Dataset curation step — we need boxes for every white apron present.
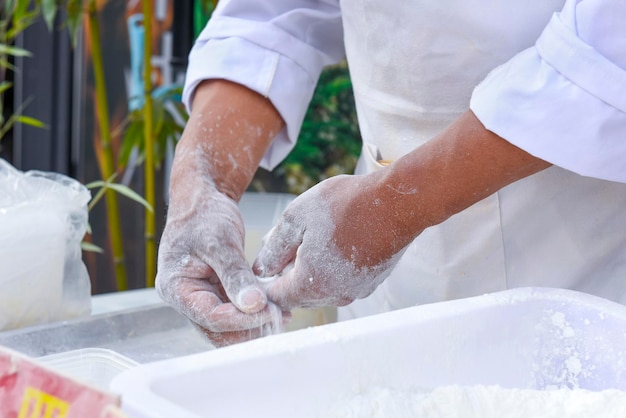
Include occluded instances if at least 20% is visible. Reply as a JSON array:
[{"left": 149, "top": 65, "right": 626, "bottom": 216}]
[{"left": 338, "top": 0, "right": 626, "bottom": 320}]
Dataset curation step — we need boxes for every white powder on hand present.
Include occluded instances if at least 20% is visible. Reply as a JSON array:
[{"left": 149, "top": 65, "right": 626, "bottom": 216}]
[{"left": 330, "top": 385, "right": 626, "bottom": 418}]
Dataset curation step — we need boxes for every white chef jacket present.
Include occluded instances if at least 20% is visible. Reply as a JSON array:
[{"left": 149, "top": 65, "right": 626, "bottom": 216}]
[
  {"left": 184, "top": 0, "right": 626, "bottom": 315},
  {"left": 471, "top": 1, "right": 626, "bottom": 183}
]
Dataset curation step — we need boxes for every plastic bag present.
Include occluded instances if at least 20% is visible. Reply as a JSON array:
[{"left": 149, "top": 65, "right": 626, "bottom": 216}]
[{"left": 0, "top": 159, "right": 91, "bottom": 330}]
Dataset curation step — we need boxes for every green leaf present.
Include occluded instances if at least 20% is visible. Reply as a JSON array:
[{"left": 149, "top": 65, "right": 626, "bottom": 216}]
[
  {"left": 86, "top": 173, "right": 117, "bottom": 211},
  {"left": 9, "top": 5, "right": 40, "bottom": 39},
  {"left": 16, "top": 115, "right": 46, "bottom": 128},
  {"left": 0, "top": 44, "right": 32, "bottom": 57},
  {"left": 40, "top": 0, "right": 58, "bottom": 30},
  {"left": 81, "top": 241, "right": 104, "bottom": 254},
  {"left": 63, "top": 0, "right": 83, "bottom": 47},
  {"left": 87, "top": 185, "right": 107, "bottom": 211},
  {"left": 4, "top": 0, "right": 16, "bottom": 15},
  {"left": 106, "top": 183, "right": 153, "bottom": 213},
  {"left": 152, "top": 99, "right": 166, "bottom": 135},
  {"left": 12, "top": 0, "right": 30, "bottom": 25},
  {"left": 85, "top": 179, "right": 106, "bottom": 189},
  {"left": 119, "top": 120, "right": 143, "bottom": 166},
  {"left": 0, "top": 59, "right": 16, "bottom": 72},
  {"left": 0, "top": 81, "right": 13, "bottom": 95}
]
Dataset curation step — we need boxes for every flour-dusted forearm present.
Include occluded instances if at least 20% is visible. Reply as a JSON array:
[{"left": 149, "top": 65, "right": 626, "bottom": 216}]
[{"left": 156, "top": 80, "right": 287, "bottom": 347}]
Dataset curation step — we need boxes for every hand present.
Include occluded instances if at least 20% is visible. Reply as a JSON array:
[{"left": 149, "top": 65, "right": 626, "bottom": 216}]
[
  {"left": 156, "top": 167, "right": 288, "bottom": 346},
  {"left": 253, "top": 173, "right": 413, "bottom": 309},
  {"left": 156, "top": 80, "right": 287, "bottom": 347},
  {"left": 253, "top": 110, "right": 550, "bottom": 312}
]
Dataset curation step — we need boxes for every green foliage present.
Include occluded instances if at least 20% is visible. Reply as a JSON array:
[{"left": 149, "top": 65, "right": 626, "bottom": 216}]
[
  {"left": 268, "top": 62, "right": 362, "bottom": 195},
  {"left": 195, "top": 0, "right": 216, "bottom": 37},
  {"left": 82, "top": 174, "right": 155, "bottom": 256},
  {"left": 119, "top": 87, "right": 188, "bottom": 170},
  {"left": 64, "top": 0, "right": 83, "bottom": 46},
  {"left": 86, "top": 174, "right": 154, "bottom": 214},
  {"left": 0, "top": 0, "right": 63, "bottom": 142}
]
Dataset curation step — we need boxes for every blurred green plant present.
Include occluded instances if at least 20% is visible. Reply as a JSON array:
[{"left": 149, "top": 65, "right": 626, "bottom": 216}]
[
  {"left": 2, "top": 0, "right": 160, "bottom": 291},
  {"left": 251, "top": 62, "right": 362, "bottom": 195},
  {"left": 118, "top": 85, "right": 188, "bottom": 286},
  {"left": 0, "top": 1, "right": 48, "bottom": 142},
  {"left": 119, "top": 87, "right": 188, "bottom": 170},
  {"left": 82, "top": 173, "right": 154, "bottom": 255}
]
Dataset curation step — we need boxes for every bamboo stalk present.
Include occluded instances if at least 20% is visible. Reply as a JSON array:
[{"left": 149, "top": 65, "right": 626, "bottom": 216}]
[
  {"left": 141, "top": 0, "right": 156, "bottom": 287},
  {"left": 87, "top": 0, "right": 128, "bottom": 291}
]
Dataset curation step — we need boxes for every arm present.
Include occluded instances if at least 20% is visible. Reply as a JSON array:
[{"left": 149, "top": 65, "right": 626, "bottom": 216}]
[
  {"left": 254, "top": 110, "right": 550, "bottom": 308},
  {"left": 349, "top": 110, "right": 551, "bottom": 266},
  {"left": 172, "top": 80, "right": 283, "bottom": 202},
  {"left": 156, "top": 80, "right": 285, "bottom": 347},
  {"left": 157, "top": 0, "right": 345, "bottom": 346}
]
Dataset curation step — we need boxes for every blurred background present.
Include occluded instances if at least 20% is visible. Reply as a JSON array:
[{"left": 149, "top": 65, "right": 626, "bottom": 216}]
[{"left": 0, "top": 0, "right": 361, "bottom": 294}]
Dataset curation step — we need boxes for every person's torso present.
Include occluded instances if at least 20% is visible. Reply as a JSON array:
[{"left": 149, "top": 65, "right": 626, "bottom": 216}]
[{"left": 341, "top": 0, "right": 564, "bottom": 160}]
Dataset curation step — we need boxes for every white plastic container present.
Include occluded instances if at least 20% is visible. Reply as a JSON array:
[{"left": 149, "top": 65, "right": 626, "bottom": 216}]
[
  {"left": 112, "top": 288, "right": 626, "bottom": 417},
  {"left": 39, "top": 348, "right": 138, "bottom": 390}
]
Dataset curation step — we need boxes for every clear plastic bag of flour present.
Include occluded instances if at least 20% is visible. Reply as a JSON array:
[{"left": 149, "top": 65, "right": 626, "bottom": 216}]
[{"left": 0, "top": 159, "right": 91, "bottom": 330}]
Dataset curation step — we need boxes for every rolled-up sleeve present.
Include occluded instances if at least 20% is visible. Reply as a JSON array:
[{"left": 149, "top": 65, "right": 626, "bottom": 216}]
[
  {"left": 470, "top": 0, "right": 626, "bottom": 183},
  {"left": 183, "top": 0, "right": 345, "bottom": 170}
]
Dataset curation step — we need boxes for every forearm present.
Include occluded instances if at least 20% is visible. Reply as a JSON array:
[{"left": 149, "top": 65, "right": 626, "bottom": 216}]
[
  {"left": 389, "top": 110, "right": 550, "bottom": 233},
  {"left": 349, "top": 110, "right": 551, "bottom": 265},
  {"left": 171, "top": 80, "right": 284, "bottom": 203}
]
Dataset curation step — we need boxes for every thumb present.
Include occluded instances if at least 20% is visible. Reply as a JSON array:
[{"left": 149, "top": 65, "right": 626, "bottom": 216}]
[
  {"left": 263, "top": 266, "right": 303, "bottom": 309},
  {"left": 253, "top": 218, "right": 304, "bottom": 277},
  {"left": 210, "top": 249, "right": 268, "bottom": 314}
]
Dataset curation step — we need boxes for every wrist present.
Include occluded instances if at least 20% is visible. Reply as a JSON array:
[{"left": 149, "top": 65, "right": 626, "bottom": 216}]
[{"left": 370, "top": 163, "right": 429, "bottom": 247}]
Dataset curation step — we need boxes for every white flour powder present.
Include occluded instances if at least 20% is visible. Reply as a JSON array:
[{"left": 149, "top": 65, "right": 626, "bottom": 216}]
[{"left": 330, "top": 385, "right": 626, "bottom": 417}]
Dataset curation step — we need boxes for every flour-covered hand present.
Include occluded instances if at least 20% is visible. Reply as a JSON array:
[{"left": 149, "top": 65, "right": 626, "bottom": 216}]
[
  {"left": 253, "top": 173, "right": 414, "bottom": 309},
  {"left": 156, "top": 167, "right": 287, "bottom": 347},
  {"left": 155, "top": 80, "right": 288, "bottom": 347},
  {"left": 253, "top": 111, "right": 552, "bottom": 311}
]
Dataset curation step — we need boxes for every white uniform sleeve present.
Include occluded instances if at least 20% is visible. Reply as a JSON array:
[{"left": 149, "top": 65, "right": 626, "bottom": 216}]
[
  {"left": 470, "top": 0, "right": 626, "bottom": 183},
  {"left": 183, "top": 0, "right": 345, "bottom": 170}
]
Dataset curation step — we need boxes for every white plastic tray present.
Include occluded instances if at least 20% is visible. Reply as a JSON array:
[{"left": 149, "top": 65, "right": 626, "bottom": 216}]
[{"left": 112, "top": 288, "right": 626, "bottom": 417}]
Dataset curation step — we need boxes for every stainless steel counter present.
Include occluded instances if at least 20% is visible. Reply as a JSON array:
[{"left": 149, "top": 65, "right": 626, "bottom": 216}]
[{"left": 0, "top": 290, "right": 212, "bottom": 364}]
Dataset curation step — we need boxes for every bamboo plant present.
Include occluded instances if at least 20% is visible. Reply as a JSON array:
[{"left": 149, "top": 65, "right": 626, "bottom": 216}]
[
  {"left": 141, "top": 0, "right": 156, "bottom": 287},
  {"left": 0, "top": 1, "right": 47, "bottom": 142},
  {"left": 6, "top": 0, "right": 222, "bottom": 292},
  {"left": 4, "top": 0, "right": 154, "bottom": 291},
  {"left": 84, "top": 0, "right": 129, "bottom": 290}
]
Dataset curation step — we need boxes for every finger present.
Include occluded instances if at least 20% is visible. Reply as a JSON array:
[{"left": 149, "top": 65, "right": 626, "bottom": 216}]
[
  {"left": 253, "top": 217, "right": 304, "bottom": 277},
  {"left": 204, "top": 301, "right": 288, "bottom": 332},
  {"left": 263, "top": 268, "right": 301, "bottom": 309},
  {"left": 190, "top": 307, "right": 292, "bottom": 348},
  {"left": 263, "top": 267, "right": 329, "bottom": 309},
  {"left": 194, "top": 323, "right": 265, "bottom": 348},
  {"left": 164, "top": 278, "right": 283, "bottom": 332},
  {"left": 264, "top": 265, "right": 355, "bottom": 309},
  {"left": 156, "top": 255, "right": 270, "bottom": 332},
  {"left": 194, "top": 314, "right": 291, "bottom": 348},
  {"left": 202, "top": 240, "right": 268, "bottom": 314}
]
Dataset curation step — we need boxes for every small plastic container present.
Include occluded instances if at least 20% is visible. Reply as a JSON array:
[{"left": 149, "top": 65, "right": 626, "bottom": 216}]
[{"left": 38, "top": 348, "right": 138, "bottom": 390}]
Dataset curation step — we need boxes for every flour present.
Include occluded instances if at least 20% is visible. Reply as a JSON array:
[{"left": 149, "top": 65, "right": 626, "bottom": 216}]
[
  {"left": 260, "top": 302, "right": 283, "bottom": 337},
  {"left": 329, "top": 385, "right": 626, "bottom": 418}
]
